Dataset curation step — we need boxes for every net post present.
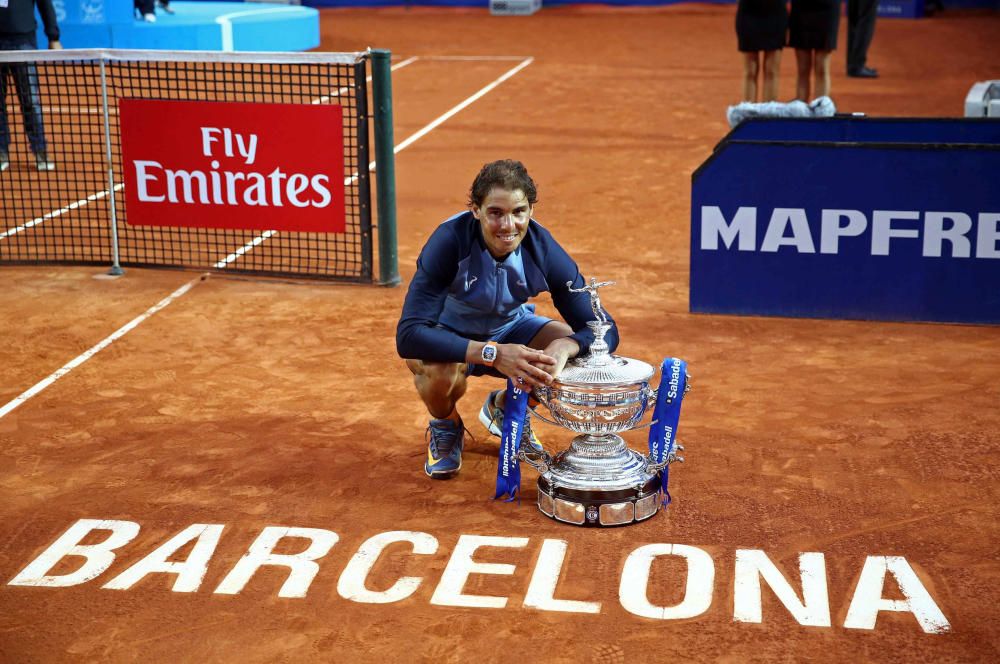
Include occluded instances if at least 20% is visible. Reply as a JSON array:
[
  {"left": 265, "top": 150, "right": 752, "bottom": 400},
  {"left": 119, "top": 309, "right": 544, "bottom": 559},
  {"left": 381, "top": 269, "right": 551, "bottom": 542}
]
[
  {"left": 370, "top": 49, "right": 400, "bottom": 287},
  {"left": 354, "top": 60, "right": 374, "bottom": 282},
  {"left": 99, "top": 57, "right": 124, "bottom": 277}
]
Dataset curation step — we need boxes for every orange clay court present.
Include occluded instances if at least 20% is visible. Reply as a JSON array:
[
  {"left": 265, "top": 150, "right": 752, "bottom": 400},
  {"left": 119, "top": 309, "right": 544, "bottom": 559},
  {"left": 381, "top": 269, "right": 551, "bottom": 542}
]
[{"left": 1, "top": 5, "right": 999, "bottom": 663}]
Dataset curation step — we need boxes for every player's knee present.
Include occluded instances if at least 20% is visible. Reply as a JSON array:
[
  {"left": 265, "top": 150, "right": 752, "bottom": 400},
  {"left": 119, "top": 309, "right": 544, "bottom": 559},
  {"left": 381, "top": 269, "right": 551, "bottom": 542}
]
[
  {"left": 529, "top": 320, "right": 574, "bottom": 349},
  {"left": 411, "top": 361, "right": 465, "bottom": 395},
  {"left": 551, "top": 321, "right": 574, "bottom": 338}
]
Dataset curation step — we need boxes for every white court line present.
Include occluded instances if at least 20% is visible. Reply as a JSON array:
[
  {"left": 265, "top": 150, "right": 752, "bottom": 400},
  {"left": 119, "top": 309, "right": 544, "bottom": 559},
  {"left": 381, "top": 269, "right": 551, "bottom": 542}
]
[
  {"left": 212, "top": 230, "right": 278, "bottom": 268},
  {"left": 0, "top": 184, "right": 124, "bottom": 241},
  {"left": 419, "top": 55, "right": 532, "bottom": 61},
  {"left": 312, "top": 56, "right": 419, "bottom": 105},
  {"left": 391, "top": 57, "right": 533, "bottom": 156},
  {"left": 0, "top": 276, "right": 203, "bottom": 420},
  {"left": 214, "top": 56, "right": 534, "bottom": 269}
]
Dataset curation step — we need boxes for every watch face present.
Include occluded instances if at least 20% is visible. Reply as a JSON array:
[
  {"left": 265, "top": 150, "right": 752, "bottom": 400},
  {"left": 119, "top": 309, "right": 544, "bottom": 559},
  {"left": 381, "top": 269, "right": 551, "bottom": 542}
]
[{"left": 483, "top": 345, "right": 497, "bottom": 362}]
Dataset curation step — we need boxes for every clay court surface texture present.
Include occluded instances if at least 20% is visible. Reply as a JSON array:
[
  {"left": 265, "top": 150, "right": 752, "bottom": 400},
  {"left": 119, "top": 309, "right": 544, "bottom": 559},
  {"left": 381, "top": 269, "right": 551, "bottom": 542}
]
[{"left": 2, "top": 4, "right": 1000, "bottom": 662}]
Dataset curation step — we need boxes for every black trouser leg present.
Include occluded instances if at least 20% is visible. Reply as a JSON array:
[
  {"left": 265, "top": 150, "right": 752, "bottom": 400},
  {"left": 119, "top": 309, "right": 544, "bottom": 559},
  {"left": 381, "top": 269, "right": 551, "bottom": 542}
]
[
  {"left": 0, "top": 68, "right": 10, "bottom": 153},
  {"left": 12, "top": 62, "right": 47, "bottom": 155},
  {"left": 847, "top": 0, "right": 878, "bottom": 72}
]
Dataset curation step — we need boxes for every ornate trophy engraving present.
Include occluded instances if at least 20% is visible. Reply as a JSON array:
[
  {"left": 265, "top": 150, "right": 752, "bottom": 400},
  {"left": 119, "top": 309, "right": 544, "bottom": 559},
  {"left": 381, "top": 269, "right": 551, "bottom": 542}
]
[{"left": 520, "top": 278, "right": 690, "bottom": 527}]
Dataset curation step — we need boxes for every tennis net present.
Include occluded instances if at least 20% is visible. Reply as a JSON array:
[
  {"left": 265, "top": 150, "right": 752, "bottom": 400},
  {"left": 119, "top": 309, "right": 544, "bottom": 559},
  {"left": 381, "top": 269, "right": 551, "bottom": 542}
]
[{"left": 0, "top": 49, "right": 393, "bottom": 283}]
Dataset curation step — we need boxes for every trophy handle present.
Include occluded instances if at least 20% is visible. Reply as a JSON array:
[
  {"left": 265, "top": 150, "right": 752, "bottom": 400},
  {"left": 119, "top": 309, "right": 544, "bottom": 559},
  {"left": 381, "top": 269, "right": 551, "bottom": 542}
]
[
  {"left": 518, "top": 448, "right": 552, "bottom": 474},
  {"left": 529, "top": 386, "right": 562, "bottom": 427},
  {"left": 528, "top": 409, "right": 560, "bottom": 427},
  {"left": 643, "top": 444, "right": 685, "bottom": 473}
]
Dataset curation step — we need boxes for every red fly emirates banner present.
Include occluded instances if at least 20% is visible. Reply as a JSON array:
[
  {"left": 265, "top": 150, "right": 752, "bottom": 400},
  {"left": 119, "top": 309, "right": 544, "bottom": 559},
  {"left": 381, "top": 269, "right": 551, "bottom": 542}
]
[{"left": 119, "top": 99, "right": 346, "bottom": 233}]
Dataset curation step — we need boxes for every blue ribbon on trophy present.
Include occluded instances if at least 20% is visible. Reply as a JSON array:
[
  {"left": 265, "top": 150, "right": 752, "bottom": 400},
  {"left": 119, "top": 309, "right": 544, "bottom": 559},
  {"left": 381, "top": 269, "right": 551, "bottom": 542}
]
[
  {"left": 494, "top": 379, "right": 529, "bottom": 502},
  {"left": 647, "top": 357, "right": 688, "bottom": 506}
]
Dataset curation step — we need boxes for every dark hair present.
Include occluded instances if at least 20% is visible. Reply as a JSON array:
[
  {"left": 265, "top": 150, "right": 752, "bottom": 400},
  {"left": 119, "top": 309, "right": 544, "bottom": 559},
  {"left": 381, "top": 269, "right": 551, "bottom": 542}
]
[{"left": 467, "top": 159, "right": 538, "bottom": 208}]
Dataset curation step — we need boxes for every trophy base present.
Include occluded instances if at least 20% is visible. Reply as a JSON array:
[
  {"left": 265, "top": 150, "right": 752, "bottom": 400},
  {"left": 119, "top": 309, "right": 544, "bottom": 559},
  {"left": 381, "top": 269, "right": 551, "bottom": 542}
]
[{"left": 536, "top": 473, "right": 662, "bottom": 527}]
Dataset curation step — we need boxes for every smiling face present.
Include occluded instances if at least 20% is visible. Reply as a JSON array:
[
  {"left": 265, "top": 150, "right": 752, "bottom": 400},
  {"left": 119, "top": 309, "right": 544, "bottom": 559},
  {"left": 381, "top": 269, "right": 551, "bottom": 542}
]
[{"left": 472, "top": 187, "right": 533, "bottom": 259}]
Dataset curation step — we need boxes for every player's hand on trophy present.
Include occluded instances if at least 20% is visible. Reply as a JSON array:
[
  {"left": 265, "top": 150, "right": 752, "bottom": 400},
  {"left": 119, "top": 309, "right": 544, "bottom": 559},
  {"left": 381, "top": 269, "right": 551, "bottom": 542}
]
[
  {"left": 535, "top": 337, "right": 580, "bottom": 381},
  {"left": 497, "top": 344, "right": 556, "bottom": 387}
]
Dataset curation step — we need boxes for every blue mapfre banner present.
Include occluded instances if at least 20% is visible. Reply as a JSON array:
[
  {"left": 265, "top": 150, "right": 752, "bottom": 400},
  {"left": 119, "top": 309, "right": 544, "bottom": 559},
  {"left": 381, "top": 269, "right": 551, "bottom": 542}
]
[{"left": 690, "top": 140, "right": 1000, "bottom": 324}]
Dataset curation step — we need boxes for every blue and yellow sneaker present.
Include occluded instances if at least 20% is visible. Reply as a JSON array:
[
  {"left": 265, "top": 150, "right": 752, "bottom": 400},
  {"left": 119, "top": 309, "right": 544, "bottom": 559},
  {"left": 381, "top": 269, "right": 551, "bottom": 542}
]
[
  {"left": 478, "top": 389, "right": 545, "bottom": 457},
  {"left": 424, "top": 418, "right": 465, "bottom": 479}
]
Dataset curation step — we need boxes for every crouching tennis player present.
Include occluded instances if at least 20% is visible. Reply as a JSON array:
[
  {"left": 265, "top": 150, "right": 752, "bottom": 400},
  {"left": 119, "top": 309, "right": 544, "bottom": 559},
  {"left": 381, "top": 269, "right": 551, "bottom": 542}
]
[{"left": 395, "top": 159, "right": 619, "bottom": 479}]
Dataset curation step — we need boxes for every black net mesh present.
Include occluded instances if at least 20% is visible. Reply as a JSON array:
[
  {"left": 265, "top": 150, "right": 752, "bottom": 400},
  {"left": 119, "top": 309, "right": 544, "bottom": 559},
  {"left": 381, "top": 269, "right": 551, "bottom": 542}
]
[{"left": 0, "top": 51, "right": 373, "bottom": 282}]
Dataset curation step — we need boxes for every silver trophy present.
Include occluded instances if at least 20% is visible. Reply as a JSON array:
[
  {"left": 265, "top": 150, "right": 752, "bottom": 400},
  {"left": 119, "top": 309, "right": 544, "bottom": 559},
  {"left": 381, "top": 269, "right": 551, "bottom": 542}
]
[{"left": 520, "top": 278, "right": 690, "bottom": 527}]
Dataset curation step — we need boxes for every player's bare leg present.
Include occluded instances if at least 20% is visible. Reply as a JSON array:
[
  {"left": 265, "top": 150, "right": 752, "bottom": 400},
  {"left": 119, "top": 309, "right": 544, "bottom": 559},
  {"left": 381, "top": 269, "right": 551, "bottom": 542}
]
[
  {"left": 742, "top": 51, "right": 760, "bottom": 102},
  {"left": 407, "top": 359, "right": 467, "bottom": 478},
  {"left": 813, "top": 50, "right": 833, "bottom": 98},
  {"left": 530, "top": 320, "right": 575, "bottom": 352},
  {"left": 794, "top": 49, "right": 814, "bottom": 101},
  {"left": 406, "top": 359, "right": 467, "bottom": 421},
  {"left": 762, "top": 49, "right": 782, "bottom": 102}
]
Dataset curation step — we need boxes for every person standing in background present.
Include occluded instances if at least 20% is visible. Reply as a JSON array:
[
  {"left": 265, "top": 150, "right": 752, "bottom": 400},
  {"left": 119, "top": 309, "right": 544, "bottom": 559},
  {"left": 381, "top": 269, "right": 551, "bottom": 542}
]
[
  {"left": 0, "top": 0, "right": 60, "bottom": 172},
  {"left": 134, "top": 0, "right": 175, "bottom": 24},
  {"left": 735, "top": 0, "right": 788, "bottom": 102},
  {"left": 847, "top": 0, "right": 879, "bottom": 78},
  {"left": 134, "top": 0, "right": 156, "bottom": 22},
  {"left": 788, "top": 0, "right": 839, "bottom": 101}
]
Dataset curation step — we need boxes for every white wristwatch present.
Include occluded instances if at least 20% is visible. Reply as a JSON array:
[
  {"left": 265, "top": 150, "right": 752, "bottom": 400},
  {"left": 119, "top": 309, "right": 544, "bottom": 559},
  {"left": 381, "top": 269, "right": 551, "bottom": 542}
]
[{"left": 481, "top": 341, "right": 498, "bottom": 367}]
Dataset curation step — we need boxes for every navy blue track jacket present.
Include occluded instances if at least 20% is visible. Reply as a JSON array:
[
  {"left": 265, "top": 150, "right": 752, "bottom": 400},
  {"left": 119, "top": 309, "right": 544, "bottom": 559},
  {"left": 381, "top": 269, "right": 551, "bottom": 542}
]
[{"left": 396, "top": 211, "right": 619, "bottom": 363}]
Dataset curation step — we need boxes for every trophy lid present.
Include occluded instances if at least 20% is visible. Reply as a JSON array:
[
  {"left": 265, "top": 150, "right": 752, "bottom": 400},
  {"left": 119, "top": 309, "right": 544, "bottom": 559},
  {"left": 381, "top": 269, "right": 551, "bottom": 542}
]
[
  {"left": 553, "top": 278, "right": 655, "bottom": 387},
  {"left": 556, "top": 352, "right": 655, "bottom": 387}
]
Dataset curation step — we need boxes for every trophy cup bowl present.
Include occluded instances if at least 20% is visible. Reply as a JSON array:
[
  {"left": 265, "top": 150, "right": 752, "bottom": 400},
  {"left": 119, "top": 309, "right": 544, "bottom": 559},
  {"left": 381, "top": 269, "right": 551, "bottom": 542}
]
[
  {"left": 521, "top": 303, "right": 687, "bottom": 527},
  {"left": 534, "top": 361, "right": 653, "bottom": 435}
]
